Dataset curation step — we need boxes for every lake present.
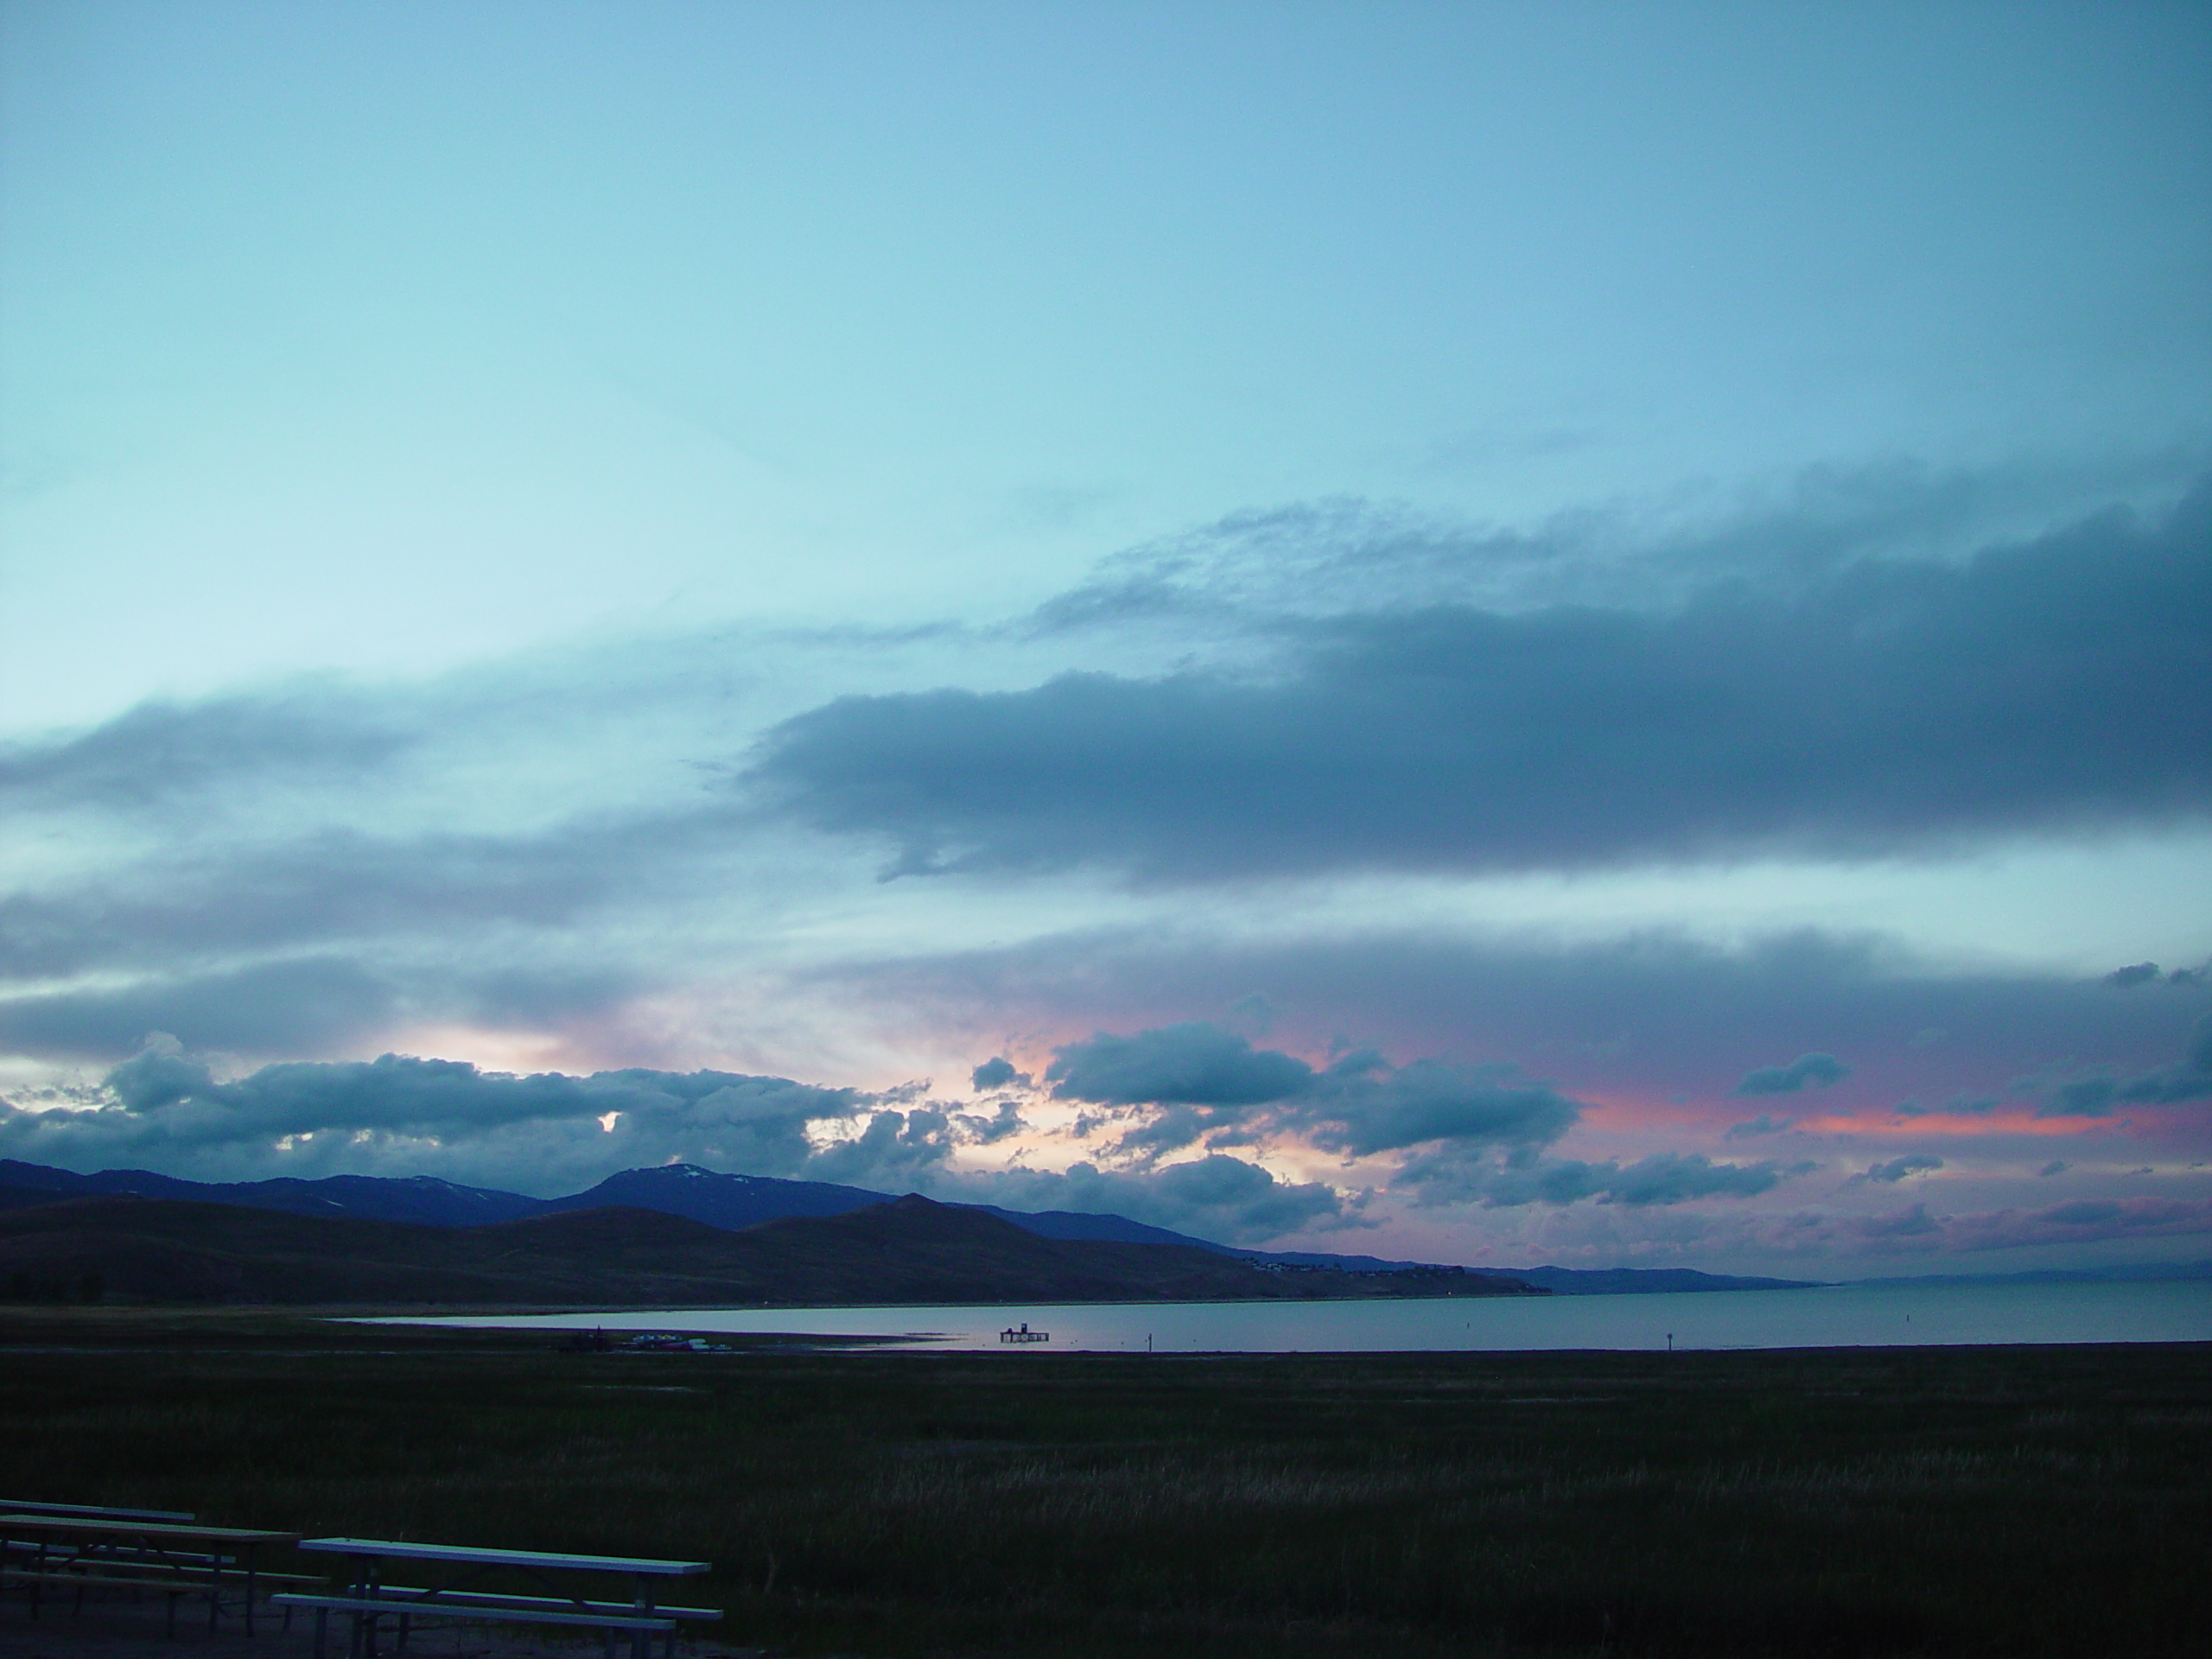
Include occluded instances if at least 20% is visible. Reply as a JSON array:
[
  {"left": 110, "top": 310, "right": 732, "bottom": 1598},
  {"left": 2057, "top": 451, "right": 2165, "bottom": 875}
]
[{"left": 384, "top": 1274, "right": 2212, "bottom": 1351}]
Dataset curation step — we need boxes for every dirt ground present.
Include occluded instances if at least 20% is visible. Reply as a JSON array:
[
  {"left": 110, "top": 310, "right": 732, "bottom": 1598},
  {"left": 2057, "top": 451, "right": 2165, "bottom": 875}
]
[{"left": 0, "top": 1596, "right": 766, "bottom": 1659}]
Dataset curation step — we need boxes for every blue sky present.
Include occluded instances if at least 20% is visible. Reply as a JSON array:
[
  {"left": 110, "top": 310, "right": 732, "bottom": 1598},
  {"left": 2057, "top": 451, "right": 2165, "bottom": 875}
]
[{"left": 3, "top": 1, "right": 2209, "bottom": 1274}]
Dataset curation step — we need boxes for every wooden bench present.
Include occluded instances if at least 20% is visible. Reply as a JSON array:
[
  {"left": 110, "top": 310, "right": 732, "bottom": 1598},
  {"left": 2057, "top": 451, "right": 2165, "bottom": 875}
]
[
  {"left": 0, "top": 1516, "right": 301, "bottom": 1637},
  {"left": 373, "top": 1584, "right": 721, "bottom": 1621},
  {"left": 273, "top": 1593, "right": 682, "bottom": 1659},
  {"left": 0, "top": 1500, "right": 195, "bottom": 1523},
  {"left": 291, "top": 1538, "right": 720, "bottom": 1659}
]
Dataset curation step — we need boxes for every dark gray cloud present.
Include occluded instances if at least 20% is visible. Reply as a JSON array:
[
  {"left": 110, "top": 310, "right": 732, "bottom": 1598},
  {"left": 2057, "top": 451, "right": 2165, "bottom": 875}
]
[
  {"left": 961, "top": 1154, "right": 1346, "bottom": 1245},
  {"left": 822, "top": 925, "right": 2207, "bottom": 1131},
  {"left": 1040, "top": 1021, "right": 1585, "bottom": 1168},
  {"left": 0, "top": 957, "right": 402, "bottom": 1061},
  {"left": 1047, "top": 1024, "right": 1313, "bottom": 1107},
  {"left": 1031, "top": 458, "right": 2196, "bottom": 634},
  {"left": 1864, "top": 1153, "right": 1943, "bottom": 1183},
  {"left": 1893, "top": 1094, "right": 2000, "bottom": 1118},
  {"left": 1295, "top": 1060, "right": 1582, "bottom": 1159},
  {"left": 1734, "top": 1052, "right": 1850, "bottom": 1096},
  {"left": 0, "top": 811, "right": 737, "bottom": 986},
  {"left": 1725, "top": 1114, "right": 1790, "bottom": 1139},
  {"left": 0, "top": 691, "right": 411, "bottom": 814},
  {"left": 1853, "top": 1197, "right": 2212, "bottom": 1255},
  {"left": 1395, "top": 1147, "right": 1802, "bottom": 1209},
  {"left": 0, "top": 1048, "right": 1338, "bottom": 1243},
  {"left": 2107, "top": 963, "right": 2163, "bottom": 988},
  {"left": 0, "top": 954, "right": 643, "bottom": 1066},
  {"left": 0, "top": 1048, "right": 880, "bottom": 1193},
  {"left": 2038, "top": 1014, "right": 2212, "bottom": 1116},
  {"left": 950, "top": 1097, "right": 1025, "bottom": 1144},
  {"left": 750, "top": 484, "right": 2212, "bottom": 882},
  {"left": 969, "top": 1057, "right": 1027, "bottom": 1092}
]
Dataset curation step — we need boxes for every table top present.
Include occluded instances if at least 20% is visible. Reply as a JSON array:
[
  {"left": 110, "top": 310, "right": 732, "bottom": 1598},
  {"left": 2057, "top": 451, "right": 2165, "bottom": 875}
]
[
  {"left": 0, "top": 1501, "right": 195, "bottom": 1523},
  {"left": 0, "top": 1516, "right": 299, "bottom": 1545},
  {"left": 298, "top": 1538, "right": 709, "bottom": 1576}
]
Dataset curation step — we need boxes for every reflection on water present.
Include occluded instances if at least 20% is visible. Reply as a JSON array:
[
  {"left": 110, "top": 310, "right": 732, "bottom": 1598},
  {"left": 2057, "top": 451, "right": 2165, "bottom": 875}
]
[{"left": 375, "top": 1276, "right": 2212, "bottom": 1352}]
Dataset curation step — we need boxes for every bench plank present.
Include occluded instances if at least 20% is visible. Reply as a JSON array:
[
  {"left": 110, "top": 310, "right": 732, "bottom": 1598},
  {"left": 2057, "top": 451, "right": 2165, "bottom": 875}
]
[
  {"left": 2, "top": 1572, "right": 200, "bottom": 1594},
  {"left": 298, "top": 1538, "right": 707, "bottom": 1575},
  {"left": 370, "top": 1586, "right": 719, "bottom": 1619},
  {"left": 271, "top": 1594, "right": 675, "bottom": 1632},
  {"left": 0, "top": 1501, "right": 195, "bottom": 1523}
]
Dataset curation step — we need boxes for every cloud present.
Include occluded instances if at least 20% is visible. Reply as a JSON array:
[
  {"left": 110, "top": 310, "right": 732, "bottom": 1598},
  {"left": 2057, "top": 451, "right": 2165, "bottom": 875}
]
[
  {"left": 1863, "top": 1153, "right": 1943, "bottom": 1183},
  {"left": 1893, "top": 1094, "right": 2000, "bottom": 1118},
  {"left": 1725, "top": 1114, "right": 1791, "bottom": 1139},
  {"left": 2038, "top": 1160, "right": 2069, "bottom": 1177},
  {"left": 748, "top": 484, "right": 2212, "bottom": 883},
  {"left": 0, "top": 1046, "right": 1346, "bottom": 1244},
  {"left": 1856, "top": 1204, "right": 1943, "bottom": 1241},
  {"left": 829, "top": 924, "right": 2208, "bottom": 1145},
  {"left": 2038, "top": 1014, "right": 2212, "bottom": 1116},
  {"left": 964, "top": 1154, "right": 1345, "bottom": 1245},
  {"left": 0, "top": 958, "right": 405, "bottom": 1061},
  {"left": 950, "top": 1097, "right": 1026, "bottom": 1144},
  {"left": 969, "top": 1056, "right": 1028, "bottom": 1092},
  {"left": 1846, "top": 1196, "right": 2212, "bottom": 1255},
  {"left": 0, "top": 1049, "right": 874, "bottom": 1194},
  {"left": 0, "top": 815, "right": 722, "bottom": 988},
  {"left": 1047, "top": 1023, "right": 1312, "bottom": 1107},
  {"left": 2107, "top": 963, "right": 2163, "bottom": 988},
  {"left": 1039, "top": 1022, "right": 1585, "bottom": 1167},
  {"left": 1294, "top": 1060, "right": 1582, "bottom": 1159},
  {"left": 1396, "top": 1148, "right": 1802, "bottom": 1209},
  {"left": 1943, "top": 1198, "right": 2212, "bottom": 1253},
  {"left": 1734, "top": 1052, "right": 1850, "bottom": 1096},
  {"left": 0, "top": 691, "right": 412, "bottom": 815}
]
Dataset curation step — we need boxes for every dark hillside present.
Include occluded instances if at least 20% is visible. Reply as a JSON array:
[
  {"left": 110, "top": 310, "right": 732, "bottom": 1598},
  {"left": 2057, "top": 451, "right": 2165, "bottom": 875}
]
[
  {"left": 534, "top": 1161, "right": 887, "bottom": 1228},
  {"left": 0, "top": 1192, "right": 1539, "bottom": 1306}
]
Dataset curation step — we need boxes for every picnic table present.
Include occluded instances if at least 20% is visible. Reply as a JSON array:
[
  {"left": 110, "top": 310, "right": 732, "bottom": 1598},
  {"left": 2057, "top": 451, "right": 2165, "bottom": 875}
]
[
  {"left": 0, "top": 1498, "right": 196, "bottom": 1523},
  {"left": 0, "top": 1512, "right": 302, "bottom": 1636},
  {"left": 280, "top": 1537, "right": 718, "bottom": 1659}
]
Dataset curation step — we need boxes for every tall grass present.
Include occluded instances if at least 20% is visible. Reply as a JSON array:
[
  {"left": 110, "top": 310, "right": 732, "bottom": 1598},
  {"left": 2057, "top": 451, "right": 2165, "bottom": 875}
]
[{"left": 2, "top": 1313, "right": 2206, "bottom": 1657}]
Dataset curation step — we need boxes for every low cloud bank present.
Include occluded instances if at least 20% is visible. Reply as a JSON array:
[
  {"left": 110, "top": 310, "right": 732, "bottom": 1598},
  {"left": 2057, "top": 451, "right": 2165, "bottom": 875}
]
[
  {"left": 1395, "top": 1147, "right": 1808, "bottom": 1209},
  {"left": 834, "top": 925, "right": 2212, "bottom": 1131},
  {"left": 0, "top": 1047, "right": 1335, "bottom": 1245},
  {"left": 1039, "top": 1021, "right": 1789, "bottom": 1212},
  {"left": 3, "top": 1048, "right": 868, "bottom": 1195},
  {"left": 1046, "top": 1021, "right": 1582, "bottom": 1167},
  {"left": 1864, "top": 1154, "right": 1944, "bottom": 1183},
  {"left": 1853, "top": 1197, "right": 2212, "bottom": 1254},
  {"left": 1735, "top": 1053, "right": 1848, "bottom": 1096},
  {"left": 2040, "top": 1014, "right": 2212, "bottom": 1116},
  {"left": 752, "top": 485, "right": 2212, "bottom": 882}
]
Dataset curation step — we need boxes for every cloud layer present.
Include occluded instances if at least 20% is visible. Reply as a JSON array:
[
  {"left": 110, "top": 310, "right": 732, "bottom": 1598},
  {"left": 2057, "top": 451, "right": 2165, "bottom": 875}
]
[
  {"left": 753, "top": 486, "right": 2212, "bottom": 882},
  {"left": 0, "top": 1046, "right": 1346, "bottom": 1244},
  {"left": 2, "top": 467, "right": 2206, "bottom": 1270}
]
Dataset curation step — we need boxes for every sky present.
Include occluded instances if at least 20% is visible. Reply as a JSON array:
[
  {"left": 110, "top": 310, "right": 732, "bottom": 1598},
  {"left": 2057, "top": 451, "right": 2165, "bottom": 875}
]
[{"left": 2, "top": 0, "right": 2209, "bottom": 1276}]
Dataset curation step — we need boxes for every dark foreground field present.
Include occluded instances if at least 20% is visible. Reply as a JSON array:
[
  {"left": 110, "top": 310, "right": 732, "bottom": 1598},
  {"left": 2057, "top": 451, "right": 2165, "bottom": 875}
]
[{"left": 3, "top": 1310, "right": 2208, "bottom": 1659}]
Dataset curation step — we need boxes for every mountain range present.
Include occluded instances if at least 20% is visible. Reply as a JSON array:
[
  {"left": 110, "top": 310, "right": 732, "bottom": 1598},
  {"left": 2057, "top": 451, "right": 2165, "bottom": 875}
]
[
  {"left": 0, "top": 1158, "right": 1820, "bottom": 1294},
  {"left": 0, "top": 1190, "right": 1538, "bottom": 1307}
]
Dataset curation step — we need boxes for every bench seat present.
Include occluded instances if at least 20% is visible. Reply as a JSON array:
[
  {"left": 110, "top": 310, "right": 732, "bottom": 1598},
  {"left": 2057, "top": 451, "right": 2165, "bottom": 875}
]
[
  {"left": 371, "top": 1585, "right": 720, "bottom": 1620},
  {"left": 3, "top": 1569, "right": 198, "bottom": 1594},
  {"left": 272, "top": 1594, "right": 677, "bottom": 1631},
  {"left": 274, "top": 1592, "right": 698, "bottom": 1659}
]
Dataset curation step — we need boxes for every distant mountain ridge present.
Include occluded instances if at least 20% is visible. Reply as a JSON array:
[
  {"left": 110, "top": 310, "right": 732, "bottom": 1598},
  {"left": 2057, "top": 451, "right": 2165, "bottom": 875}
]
[
  {"left": 537, "top": 1165, "right": 892, "bottom": 1229},
  {"left": 0, "top": 1158, "right": 1819, "bottom": 1292},
  {"left": 0, "top": 1192, "right": 1539, "bottom": 1307}
]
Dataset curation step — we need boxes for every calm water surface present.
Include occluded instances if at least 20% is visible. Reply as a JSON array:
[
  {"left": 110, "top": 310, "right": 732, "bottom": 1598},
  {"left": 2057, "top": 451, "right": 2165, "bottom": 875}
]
[{"left": 385, "top": 1276, "right": 2211, "bottom": 1351}]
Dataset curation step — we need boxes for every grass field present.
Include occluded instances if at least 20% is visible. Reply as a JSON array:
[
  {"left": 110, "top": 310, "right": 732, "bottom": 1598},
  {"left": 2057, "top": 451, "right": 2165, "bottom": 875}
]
[{"left": 3, "top": 1308, "right": 2208, "bottom": 1657}]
